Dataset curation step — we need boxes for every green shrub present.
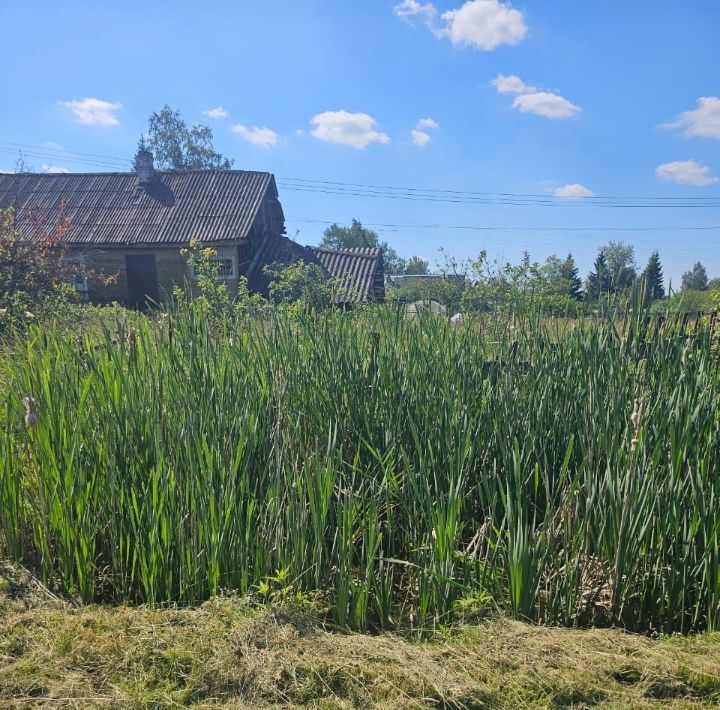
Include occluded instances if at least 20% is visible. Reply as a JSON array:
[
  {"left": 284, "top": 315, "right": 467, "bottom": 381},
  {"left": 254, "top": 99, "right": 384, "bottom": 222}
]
[{"left": 652, "top": 289, "right": 720, "bottom": 314}]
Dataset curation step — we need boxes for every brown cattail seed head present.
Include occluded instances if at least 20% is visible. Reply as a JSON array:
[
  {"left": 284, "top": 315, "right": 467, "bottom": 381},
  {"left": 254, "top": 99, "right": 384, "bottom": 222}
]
[{"left": 23, "top": 396, "right": 37, "bottom": 429}]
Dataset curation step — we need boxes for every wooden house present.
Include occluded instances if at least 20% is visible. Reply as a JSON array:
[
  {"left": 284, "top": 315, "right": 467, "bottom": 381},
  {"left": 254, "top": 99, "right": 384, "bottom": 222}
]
[{"left": 0, "top": 150, "right": 385, "bottom": 307}]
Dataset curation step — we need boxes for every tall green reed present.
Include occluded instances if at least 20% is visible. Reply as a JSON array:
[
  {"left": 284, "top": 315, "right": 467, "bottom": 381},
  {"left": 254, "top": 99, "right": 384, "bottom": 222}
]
[{"left": 0, "top": 301, "right": 718, "bottom": 633}]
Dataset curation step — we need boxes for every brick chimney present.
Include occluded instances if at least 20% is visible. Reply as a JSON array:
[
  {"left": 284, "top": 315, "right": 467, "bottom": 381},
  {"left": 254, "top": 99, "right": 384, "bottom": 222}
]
[{"left": 136, "top": 148, "right": 156, "bottom": 184}]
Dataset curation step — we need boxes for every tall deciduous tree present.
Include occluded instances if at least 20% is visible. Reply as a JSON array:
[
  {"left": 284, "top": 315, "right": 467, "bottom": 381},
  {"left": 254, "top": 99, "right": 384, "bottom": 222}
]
[
  {"left": 585, "top": 251, "right": 611, "bottom": 302},
  {"left": 405, "top": 256, "right": 430, "bottom": 275},
  {"left": 320, "top": 219, "right": 406, "bottom": 274},
  {"left": 681, "top": 262, "right": 709, "bottom": 291},
  {"left": 601, "top": 241, "right": 636, "bottom": 293},
  {"left": 140, "top": 105, "right": 233, "bottom": 170},
  {"left": 641, "top": 250, "right": 665, "bottom": 304}
]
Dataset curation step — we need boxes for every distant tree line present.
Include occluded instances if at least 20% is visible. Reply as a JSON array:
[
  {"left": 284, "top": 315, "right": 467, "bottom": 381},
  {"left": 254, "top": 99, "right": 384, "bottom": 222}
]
[
  {"left": 317, "top": 219, "right": 720, "bottom": 315},
  {"left": 129, "top": 107, "right": 718, "bottom": 314}
]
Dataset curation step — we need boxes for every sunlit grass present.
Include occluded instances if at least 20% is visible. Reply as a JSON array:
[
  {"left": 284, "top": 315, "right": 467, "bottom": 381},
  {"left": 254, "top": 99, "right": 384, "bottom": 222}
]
[{"left": 1, "top": 303, "right": 718, "bottom": 633}]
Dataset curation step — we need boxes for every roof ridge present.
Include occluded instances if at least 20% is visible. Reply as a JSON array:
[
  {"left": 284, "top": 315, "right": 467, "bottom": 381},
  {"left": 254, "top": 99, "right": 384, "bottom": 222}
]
[
  {"left": 1, "top": 169, "right": 274, "bottom": 178},
  {"left": 310, "top": 245, "right": 380, "bottom": 255}
]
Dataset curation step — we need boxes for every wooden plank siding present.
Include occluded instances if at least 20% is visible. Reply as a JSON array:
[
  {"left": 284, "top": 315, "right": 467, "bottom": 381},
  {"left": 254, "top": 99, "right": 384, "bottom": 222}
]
[{"left": 73, "top": 243, "right": 245, "bottom": 304}]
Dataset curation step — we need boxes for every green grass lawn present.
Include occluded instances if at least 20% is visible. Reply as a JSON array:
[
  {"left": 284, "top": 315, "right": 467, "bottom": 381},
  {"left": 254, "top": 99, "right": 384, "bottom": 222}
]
[{"left": 2, "top": 561, "right": 720, "bottom": 709}]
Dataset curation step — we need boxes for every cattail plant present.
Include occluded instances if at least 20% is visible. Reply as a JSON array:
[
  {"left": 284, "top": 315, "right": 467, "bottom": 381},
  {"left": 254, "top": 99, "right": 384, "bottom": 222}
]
[
  {"left": 0, "top": 300, "right": 718, "bottom": 633},
  {"left": 23, "top": 395, "right": 37, "bottom": 429}
]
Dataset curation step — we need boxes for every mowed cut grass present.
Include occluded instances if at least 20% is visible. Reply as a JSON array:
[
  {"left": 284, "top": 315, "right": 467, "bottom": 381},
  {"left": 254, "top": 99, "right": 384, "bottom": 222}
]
[
  {"left": 1, "top": 304, "right": 719, "bottom": 633},
  {"left": 2, "top": 562, "right": 720, "bottom": 708}
]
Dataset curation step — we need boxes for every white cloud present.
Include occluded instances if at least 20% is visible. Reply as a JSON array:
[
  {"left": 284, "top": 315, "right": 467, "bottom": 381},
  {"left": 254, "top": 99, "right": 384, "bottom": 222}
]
[
  {"left": 512, "top": 91, "right": 580, "bottom": 119},
  {"left": 58, "top": 97, "right": 122, "bottom": 127},
  {"left": 411, "top": 129, "right": 432, "bottom": 147},
  {"left": 410, "top": 117, "right": 439, "bottom": 147},
  {"left": 491, "top": 73, "right": 534, "bottom": 95},
  {"left": 441, "top": 0, "right": 527, "bottom": 51},
  {"left": 43, "top": 141, "right": 65, "bottom": 150},
  {"left": 231, "top": 124, "right": 279, "bottom": 148},
  {"left": 310, "top": 110, "right": 390, "bottom": 149},
  {"left": 662, "top": 97, "right": 720, "bottom": 139},
  {"left": 395, "top": 0, "right": 527, "bottom": 51},
  {"left": 42, "top": 164, "right": 69, "bottom": 174},
  {"left": 491, "top": 75, "right": 580, "bottom": 119},
  {"left": 394, "top": 0, "right": 436, "bottom": 22},
  {"left": 554, "top": 183, "right": 594, "bottom": 198},
  {"left": 655, "top": 160, "right": 719, "bottom": 187},
  {"left": 203, "top": 107, "right": 228, "bottom": 119},
  {"left": 417, "top": 117, "right": 438, "bottom": 129}
]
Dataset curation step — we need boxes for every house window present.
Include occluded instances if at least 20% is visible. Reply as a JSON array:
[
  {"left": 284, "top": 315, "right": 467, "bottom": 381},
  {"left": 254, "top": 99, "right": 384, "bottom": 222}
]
[
  {"left": 67, "top": 256, "right": 88, "bottom": 298},
  {"left": 190, "top": 252, "right": 236, "bottom": 281},
  {"left": 212, "top": 257, "right": 235, "bottom": 279}
]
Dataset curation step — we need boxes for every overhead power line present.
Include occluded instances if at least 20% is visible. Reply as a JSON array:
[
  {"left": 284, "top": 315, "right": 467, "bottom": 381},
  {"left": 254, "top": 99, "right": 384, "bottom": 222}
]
[
  {"left": 277, "top": 183, "right": 720, "bottom": 209},
  {"left": 2, "top": 139, "right": 718, "bottom": 253},
  {"left": 0, "top": 141, "right": 132, "bottom": 166},
  {"left": 0, "top": 141, "right": 720, "bottom": 207},
  {"left": 279, "top": 176, "right": 720, "bottom": 203},
  {"left": 0, "top": 148, "right": 128, "bottom": 171},
  {"left": 291, "top": 217, "right": 720, "bottom": 233},
  {"left": 288, "top": 218, "right": 719, "bottom": 257}
]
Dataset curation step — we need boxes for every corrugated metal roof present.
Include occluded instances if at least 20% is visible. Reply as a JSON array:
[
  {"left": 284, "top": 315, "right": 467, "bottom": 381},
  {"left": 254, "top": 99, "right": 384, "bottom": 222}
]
[
  {"left": 245, "top": 238, "right": 384, "bottom": 303},
  {"left": 313, "top": 246, "right": 383, "bottom": 303},
  {"left": 0, "top": 169, "right": 283, "bottom": 245}
]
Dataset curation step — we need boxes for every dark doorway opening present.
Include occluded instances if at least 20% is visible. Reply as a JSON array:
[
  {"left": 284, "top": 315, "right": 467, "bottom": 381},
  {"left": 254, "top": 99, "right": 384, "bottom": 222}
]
[{"left": 125, "top": 254, "right": 159, "bottom": 309}]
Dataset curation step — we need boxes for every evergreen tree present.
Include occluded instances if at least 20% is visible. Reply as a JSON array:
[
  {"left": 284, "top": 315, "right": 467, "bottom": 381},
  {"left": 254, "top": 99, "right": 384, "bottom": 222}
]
[
  {"left": 585, "top": 251, "right": 610, "bottom": 302},
  {"left": 560, "top": 253, "right": 583, "bottom": 300},
  {"left": 641, "top": 250, "right": 665, "bottom": 304}
]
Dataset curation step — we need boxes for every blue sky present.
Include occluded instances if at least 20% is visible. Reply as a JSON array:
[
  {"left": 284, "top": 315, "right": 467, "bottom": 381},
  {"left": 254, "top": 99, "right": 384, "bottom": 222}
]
[{"left": 1, "top": 0, "right": 719, "bottom": 286}]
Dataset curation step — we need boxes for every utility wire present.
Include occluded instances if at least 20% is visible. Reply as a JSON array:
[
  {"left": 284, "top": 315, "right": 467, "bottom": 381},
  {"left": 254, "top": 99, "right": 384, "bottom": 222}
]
[
  {"left": 0, "top": 147, "right": 129, "bottom": 171},
  {"left": 288, "top": 218, "right": 719, "bottom": 257},
  {"left": 277, "top": 183, "right": 720, "bottom": 209},
  {"left": 0, "top": 141, "right": 132, "bottom": 166},
  {"left": 2, "top": 139, "right": 719, "bottom": 205},
  {"left": 290, "top": 217, "right": 720, "bottom": 233},
  {"left": 279, "top": 176, "right": 720, "bottom": 203}
]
